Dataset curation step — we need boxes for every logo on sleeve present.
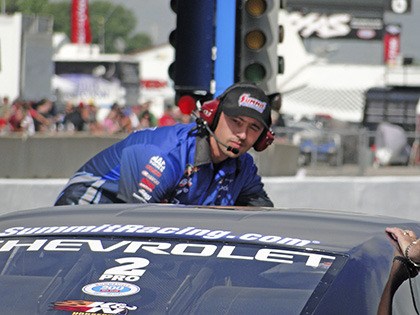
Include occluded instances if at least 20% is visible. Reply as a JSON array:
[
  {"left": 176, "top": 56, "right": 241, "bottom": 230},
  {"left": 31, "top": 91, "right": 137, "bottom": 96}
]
[
  {"left": 140, "top": 178, "right": 155, "bottom": 192},
  {"left": 149, "top": 156, "right": 166, "bottom": 172}
]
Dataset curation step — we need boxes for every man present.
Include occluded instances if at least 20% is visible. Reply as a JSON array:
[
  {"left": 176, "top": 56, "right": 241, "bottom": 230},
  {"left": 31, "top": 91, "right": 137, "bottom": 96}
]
[{"left": 55, "top": 82, "right": 274, "bottom": 207}]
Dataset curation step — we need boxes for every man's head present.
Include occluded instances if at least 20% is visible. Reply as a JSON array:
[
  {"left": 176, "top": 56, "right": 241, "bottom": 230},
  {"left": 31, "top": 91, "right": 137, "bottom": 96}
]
[
  {"left": 217, "top": 82, "right": 272, "bottom": 129},
  {"left": 207, "top": 82, "right": 274, "bottom": 162}
]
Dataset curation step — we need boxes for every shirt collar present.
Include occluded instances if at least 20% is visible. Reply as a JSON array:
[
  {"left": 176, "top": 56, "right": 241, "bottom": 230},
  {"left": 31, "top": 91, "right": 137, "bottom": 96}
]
[
  {"left": 194, "top": 136, "right": 242, "bottom": 173},
  {"left": 195, "top": 136, "right": 212, "bottom": 166}
]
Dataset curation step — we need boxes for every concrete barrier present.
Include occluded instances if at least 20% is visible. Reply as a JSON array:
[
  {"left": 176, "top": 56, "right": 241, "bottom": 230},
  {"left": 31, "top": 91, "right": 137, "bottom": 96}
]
[
  {"left": 250, "top": 142, "right": 300, "bottom": 176},
  {"left": 263, "top": 176, "right": 420, "bottom": 221},
  {"left": 1, "top": 177, "right": 420, "bottom": 221},
  {"left": 0, "top": 135, "right": 299, "bottom": 178},
  {"left": 0, "top": 134, "right": 124, "bottom": 178}
]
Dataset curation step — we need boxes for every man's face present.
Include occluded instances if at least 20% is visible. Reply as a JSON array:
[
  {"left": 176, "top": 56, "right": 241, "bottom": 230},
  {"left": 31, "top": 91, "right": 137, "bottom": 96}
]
[{"left": 210, "top": 112, "right": 264, "bottom": 162}]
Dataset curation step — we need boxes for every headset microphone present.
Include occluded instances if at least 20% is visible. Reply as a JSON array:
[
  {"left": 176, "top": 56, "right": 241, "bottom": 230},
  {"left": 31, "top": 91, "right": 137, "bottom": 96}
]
[{"left": 206, "top": 126, "right": 240, "bottom": 155}]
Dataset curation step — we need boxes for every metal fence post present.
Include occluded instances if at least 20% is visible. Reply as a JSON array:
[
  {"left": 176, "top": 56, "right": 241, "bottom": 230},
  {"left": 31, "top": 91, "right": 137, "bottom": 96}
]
[{"left": 357, "top": 128, "right": 370, "bottom": 176}]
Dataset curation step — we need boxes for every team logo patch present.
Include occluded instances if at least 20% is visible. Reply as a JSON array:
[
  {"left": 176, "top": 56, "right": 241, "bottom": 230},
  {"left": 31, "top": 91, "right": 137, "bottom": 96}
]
[
  {"left": 82, "top": 282, "right": 140, "bottom": 297},
  {"left": 238, "top": 93, "right": 266, "bottom": 113},
  {"left": 149, "top": 156, "right": 166, "bottom": 172}
]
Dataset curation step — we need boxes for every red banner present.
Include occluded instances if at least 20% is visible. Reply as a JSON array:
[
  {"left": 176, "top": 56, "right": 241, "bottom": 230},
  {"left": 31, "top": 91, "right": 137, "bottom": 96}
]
[
  {"left": 383, "top": 24, "right": 401, "bottom": 66},
  {"left": 71, "top": 0, "right": 92, "bottom": 44}
]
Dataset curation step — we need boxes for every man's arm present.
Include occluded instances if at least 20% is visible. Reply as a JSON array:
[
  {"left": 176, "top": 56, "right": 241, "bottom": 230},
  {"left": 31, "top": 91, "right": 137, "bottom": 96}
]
[
  {"left": 118, "top": 144, "right": 179, "bottom": 203},
  {"left": 234, "top": 154, "right": 274, "bottom": 207},
  {"left": 234, "top": 190, "right": 274, "bottom": 207},
  {"left": 377, "top": 256, "right": 417, "bottom": 315}
]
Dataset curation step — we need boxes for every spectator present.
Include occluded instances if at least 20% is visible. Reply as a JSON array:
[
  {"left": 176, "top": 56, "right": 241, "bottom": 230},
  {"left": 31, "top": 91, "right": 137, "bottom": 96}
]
[
  {"left": 8, "top": 100, "right": 35, "bottom": 135},
  {"left": 138, "top": 110, "right": 154, "bottom": 129},
  {"left": 0, "top": 96, "right": 11, "bottom": 133},
  {"left": 158, "top": 105, "right": 177, "bottom": 127},
  {"left": 121, "top": 106, "right": 140, "bottom": 133},
  {"left": 63, "top": 101, "right": 86, "bottom": 132},
  {"left": 102, "top": 103, "right": 123, "bottom": 134},
  {"left": 84, "top": 100, "right": 103, "bottom": 134},
  {"left": 138, "top": 101, "right": 157, "bottom": 126},
  {"left": 32, "top": 98, "right": 56, "bottom": 132}
]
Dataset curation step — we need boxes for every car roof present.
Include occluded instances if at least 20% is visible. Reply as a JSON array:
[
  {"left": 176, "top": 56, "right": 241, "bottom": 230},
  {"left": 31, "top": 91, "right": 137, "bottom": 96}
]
[{"left": 0, "top": 204, "right": 418, "bottom": 254}]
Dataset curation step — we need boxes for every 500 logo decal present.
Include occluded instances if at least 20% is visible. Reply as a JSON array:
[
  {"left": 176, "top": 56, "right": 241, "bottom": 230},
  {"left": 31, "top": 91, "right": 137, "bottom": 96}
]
[{"left": 82, "top": 281, "right": 140, "bottom": 297}]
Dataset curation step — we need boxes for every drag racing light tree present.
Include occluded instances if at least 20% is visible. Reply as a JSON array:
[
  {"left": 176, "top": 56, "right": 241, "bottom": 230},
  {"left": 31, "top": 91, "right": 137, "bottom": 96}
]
[
  {"left": 168, "top": 0, "right": 216, "bottom": 104},
  {"left": 235, "top": 0, "right": 280, "bottom": 94}
]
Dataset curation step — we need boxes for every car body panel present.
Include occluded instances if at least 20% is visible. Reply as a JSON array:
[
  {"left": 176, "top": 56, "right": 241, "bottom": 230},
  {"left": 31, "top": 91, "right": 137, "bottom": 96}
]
[{"left": 0, "top": 204, "right": 419, "bottom": 314}]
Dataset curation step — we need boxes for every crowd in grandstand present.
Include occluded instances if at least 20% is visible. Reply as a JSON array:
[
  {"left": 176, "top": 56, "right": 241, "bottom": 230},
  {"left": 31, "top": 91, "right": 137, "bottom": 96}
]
[{"left": 0, "top": 96, "right": 193, "bottom": 136}]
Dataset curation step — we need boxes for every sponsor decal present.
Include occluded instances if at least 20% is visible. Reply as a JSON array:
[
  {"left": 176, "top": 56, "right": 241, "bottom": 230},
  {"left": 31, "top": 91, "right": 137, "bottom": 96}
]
[
  {"left": 139, "top": 182, "right": 153, "bottom": 193},
  {"left": 238, "top": 93, "right": 266, "bottom": 113},
  {"left": 218, "top": 178, "right": 233, "bottom": 192},
  {"left": 141, "top": 170, "right": 160, "bottom": 185},
  {"left": 184, "top": 164, "right": 199, "bottom": 177},
  {"left": 2, "top": 241, "right": 335, "bottom": 268},
  {"left": 137, "top": 189, "right": 152, "bottom": 201},
  {"left": 149, "top": 156, "right": 166, "bottom": 172},
  {"left": 99, "top": 257, "right": 149, "bottom": 282},
  {"left": 82, "top": 282, "right": 140, "bottom": 297},
  {"left": 0, "top": 224, "right": 319, "bottom": 247},
  {"left": 51, "top": 300, "right": 137, "bottom": 314},
  {"left": 140, "top": 178, "right": 155, "bottom": 191},
  {"left": 145, "top": 164, "right": 162, "bottom": 178}
]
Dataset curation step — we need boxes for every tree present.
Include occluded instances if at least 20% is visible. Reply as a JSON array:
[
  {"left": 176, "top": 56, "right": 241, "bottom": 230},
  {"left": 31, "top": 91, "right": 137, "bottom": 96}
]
[
  {"left": 4, "top": 0, "right": 153, "bottom": 53},
  {"left": 125, "top": 33, "right": 152, "bottom": 54},
  {"left": 6, "top": 0, "right": 50, "bottom": 14}
]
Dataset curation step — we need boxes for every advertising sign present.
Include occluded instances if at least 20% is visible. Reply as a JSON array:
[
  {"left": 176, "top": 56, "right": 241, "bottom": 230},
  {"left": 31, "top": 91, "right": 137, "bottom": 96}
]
[
  {"left": 383, "top": 24, "right": 401, "bottom": 66},
  {"left": 287, "top": 0, "right": 385, "bottom": 40},
  {"left": 288, "top": 12, "right": 384, "bottom": 40}
]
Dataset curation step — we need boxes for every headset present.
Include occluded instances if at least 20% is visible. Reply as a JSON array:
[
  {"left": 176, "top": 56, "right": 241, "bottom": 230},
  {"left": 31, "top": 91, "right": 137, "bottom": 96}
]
[{"left": 199, "top": 97, "right": 275, "bottom": 152}]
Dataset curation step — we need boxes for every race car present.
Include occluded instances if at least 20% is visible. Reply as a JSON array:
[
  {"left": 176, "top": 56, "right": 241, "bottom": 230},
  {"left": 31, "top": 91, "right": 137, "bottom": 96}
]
[{"left": 0, "top": 203, "right": 419, "bottom": 314}]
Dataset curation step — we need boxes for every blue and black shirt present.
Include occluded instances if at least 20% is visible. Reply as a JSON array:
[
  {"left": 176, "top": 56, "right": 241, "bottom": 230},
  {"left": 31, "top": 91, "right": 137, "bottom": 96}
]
[{"left": 55, "top": 123, "right": 273, "bottom": 207}]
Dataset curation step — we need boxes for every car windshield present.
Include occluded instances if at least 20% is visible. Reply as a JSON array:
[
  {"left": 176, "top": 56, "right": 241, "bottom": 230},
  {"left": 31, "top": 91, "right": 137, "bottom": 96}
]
[{"left": 0, "top": 236, "right": 346, "bottom": 314}]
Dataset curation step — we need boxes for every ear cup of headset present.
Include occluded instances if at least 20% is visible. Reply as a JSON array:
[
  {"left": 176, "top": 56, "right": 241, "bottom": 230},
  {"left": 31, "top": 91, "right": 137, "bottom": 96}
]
[
  {"left": 199, "top": 99, "right": 221, "bottom": 130},
  {"left": 253, "top": 129, "right": 275, "bottom": 152}
]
